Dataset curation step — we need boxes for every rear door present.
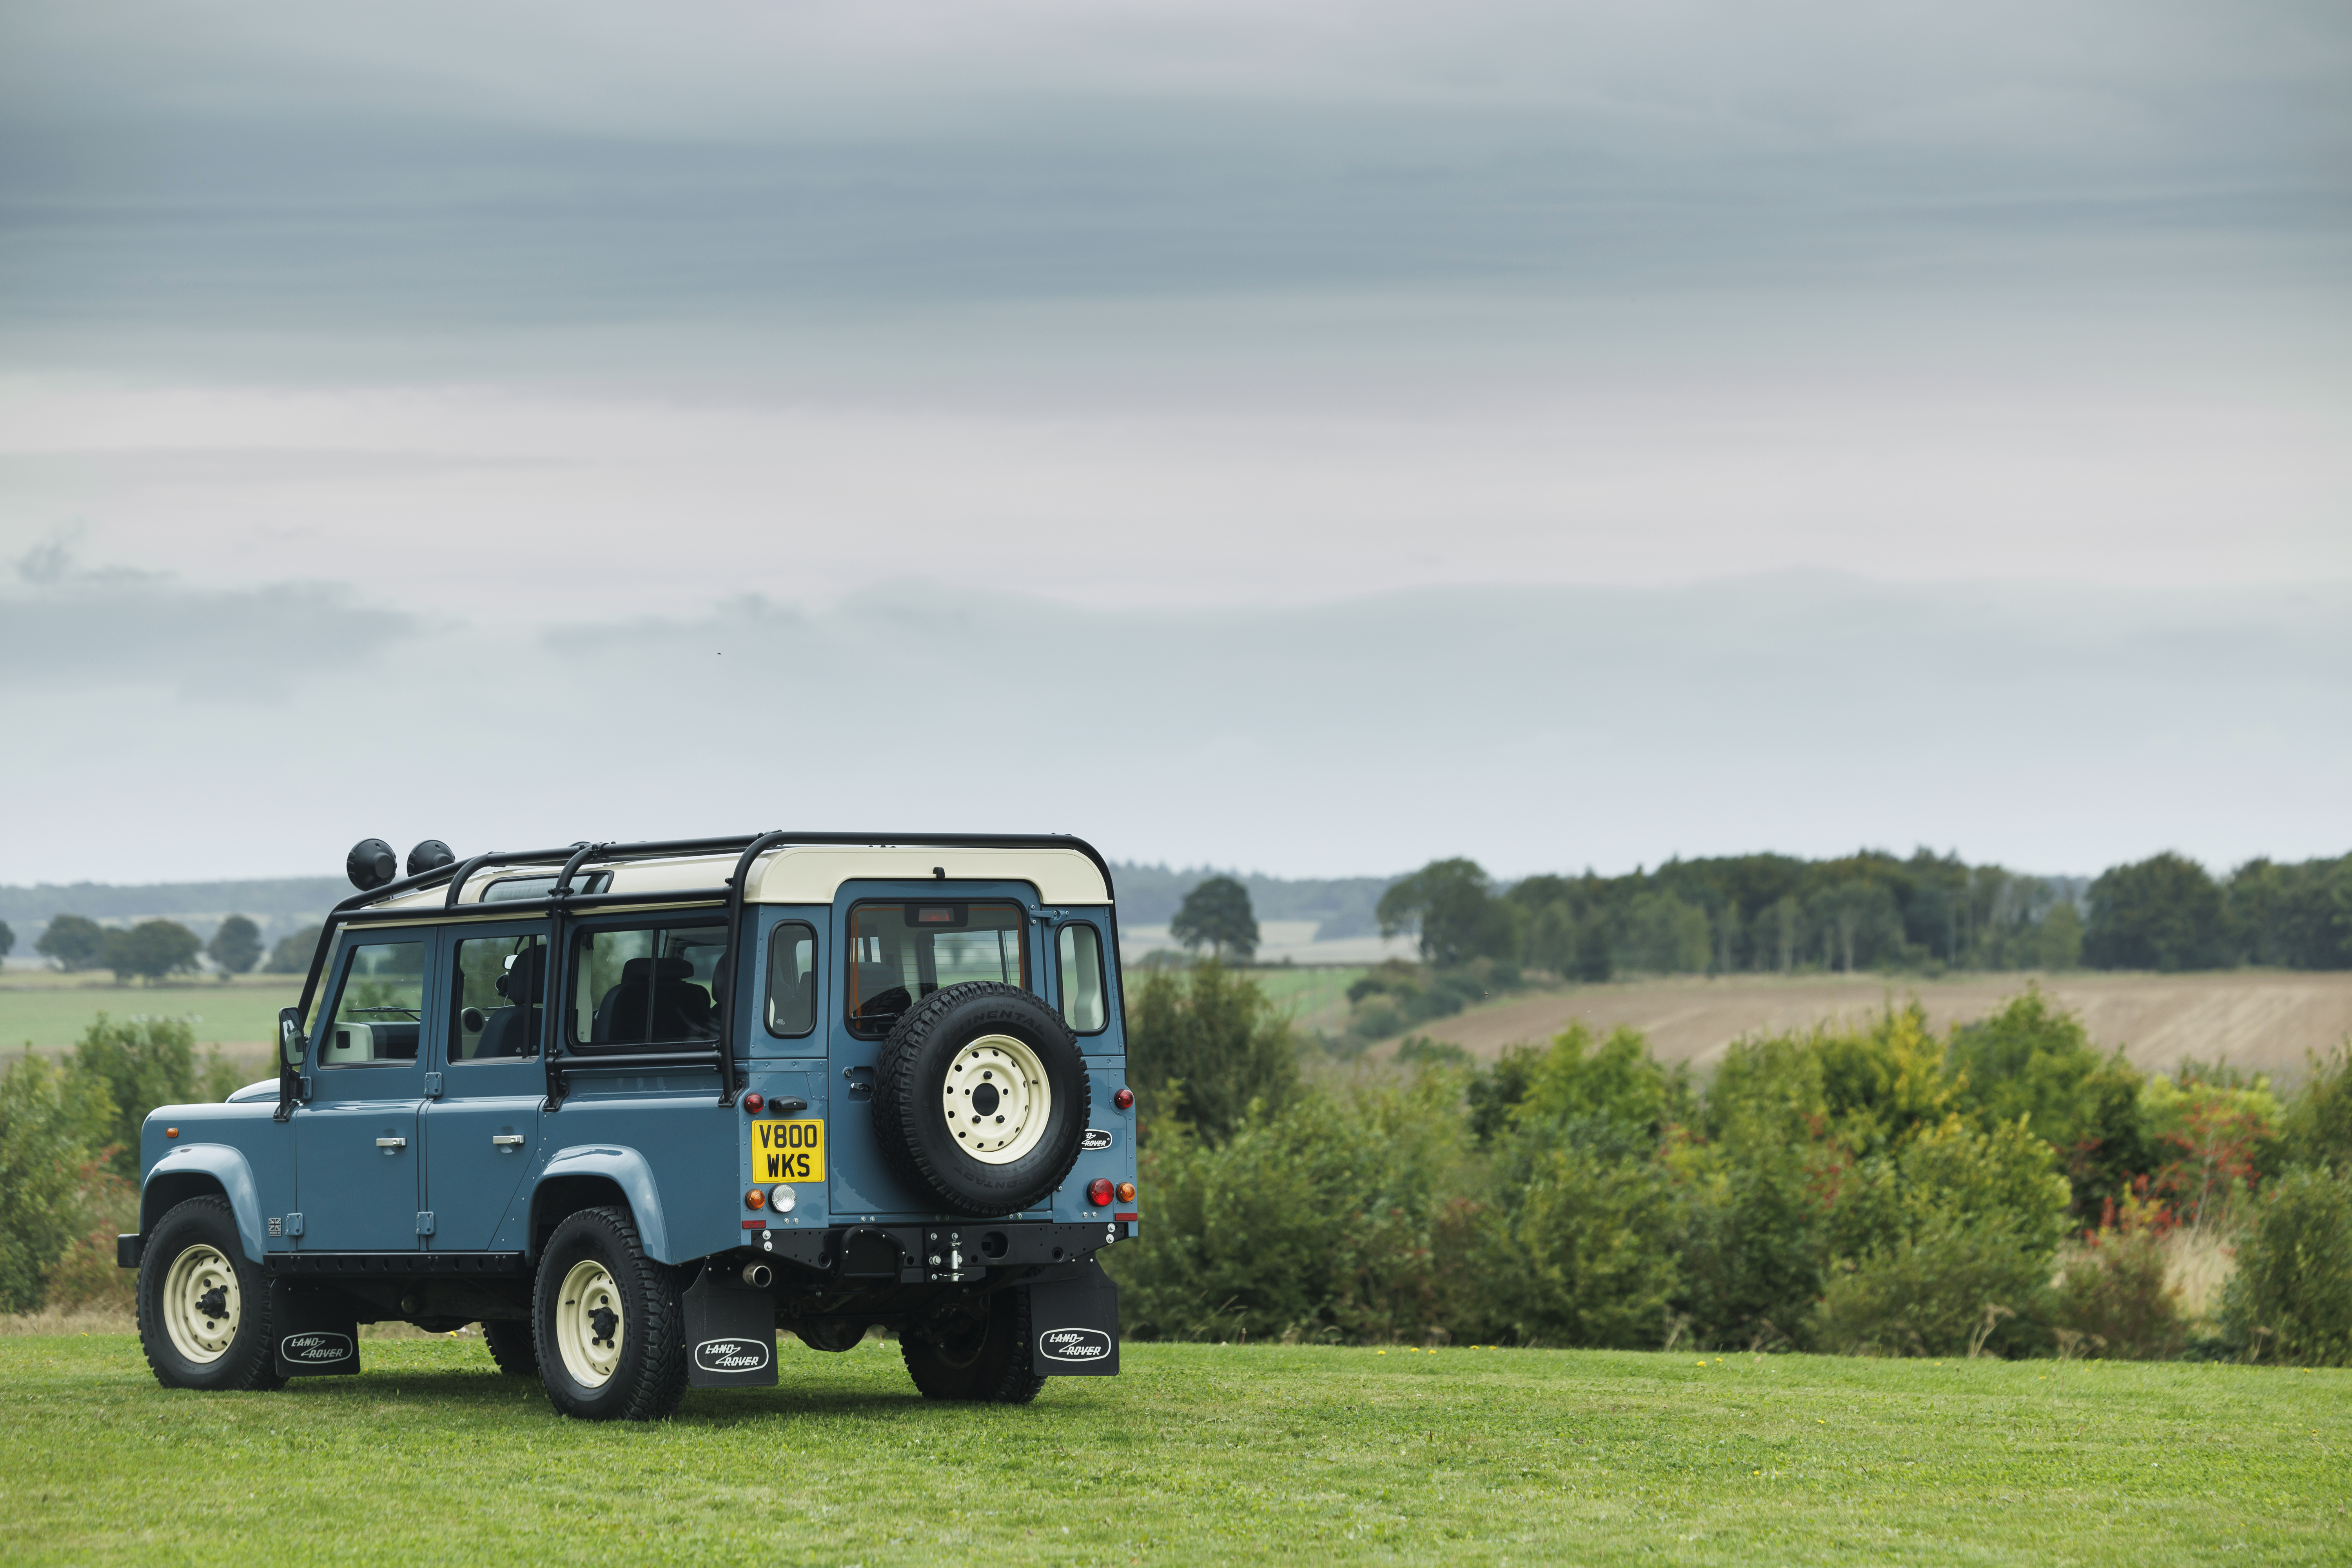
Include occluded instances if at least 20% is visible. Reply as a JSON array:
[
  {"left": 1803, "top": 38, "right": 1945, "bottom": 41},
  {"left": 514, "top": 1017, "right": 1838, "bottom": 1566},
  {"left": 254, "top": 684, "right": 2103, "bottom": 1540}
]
[
  {"left": 827, "top": 882, "right": 1041, "bottom": 1218},
  {"left": 296, "top": 933, "right": 431, "bottom": 1252},
  {"left": 424, "top": 920, "right": 548, "bottom": 1252}
]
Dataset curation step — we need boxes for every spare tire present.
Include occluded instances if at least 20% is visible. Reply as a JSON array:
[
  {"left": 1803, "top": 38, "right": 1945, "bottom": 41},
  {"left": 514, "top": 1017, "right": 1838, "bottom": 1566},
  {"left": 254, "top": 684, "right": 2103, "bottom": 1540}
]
[{"left": 872, "top": 981, "right": 1089, "bottom": 1216}]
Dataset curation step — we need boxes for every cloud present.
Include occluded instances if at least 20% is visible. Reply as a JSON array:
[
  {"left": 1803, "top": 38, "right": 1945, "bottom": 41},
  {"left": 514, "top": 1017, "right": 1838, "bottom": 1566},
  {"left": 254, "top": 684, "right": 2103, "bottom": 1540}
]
[{"left": 0, "top": 541, "right": 419, "bottom": 700}]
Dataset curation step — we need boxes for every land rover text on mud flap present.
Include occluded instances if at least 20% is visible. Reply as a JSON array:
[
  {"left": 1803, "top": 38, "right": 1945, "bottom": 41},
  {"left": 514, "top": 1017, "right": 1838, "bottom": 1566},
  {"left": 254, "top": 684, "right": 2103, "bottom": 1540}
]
[{"left": 120, "top": 833, "right": 1138, "bottom": 1421}]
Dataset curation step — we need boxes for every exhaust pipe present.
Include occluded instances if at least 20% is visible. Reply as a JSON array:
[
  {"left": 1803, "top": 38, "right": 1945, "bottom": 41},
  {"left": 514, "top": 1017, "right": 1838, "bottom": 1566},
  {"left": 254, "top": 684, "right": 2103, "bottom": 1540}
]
[{"left": 741, "top": 1261, "right": 775, "bottom": 1289}]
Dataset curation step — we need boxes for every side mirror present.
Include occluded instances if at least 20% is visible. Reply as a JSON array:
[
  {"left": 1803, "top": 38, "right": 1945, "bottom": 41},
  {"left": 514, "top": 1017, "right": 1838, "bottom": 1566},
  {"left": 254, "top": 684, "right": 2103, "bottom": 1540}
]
[{"left": 279, "top": 1007, "right": 307, "bottom": 1067}]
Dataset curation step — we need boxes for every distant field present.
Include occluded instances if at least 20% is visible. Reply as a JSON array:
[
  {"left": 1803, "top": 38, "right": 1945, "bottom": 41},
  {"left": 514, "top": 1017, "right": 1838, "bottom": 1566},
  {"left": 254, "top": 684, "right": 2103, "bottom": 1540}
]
[
  {"left": 1384, "top": 971, "right": 2352, "bottom": 1080},
  {"left": 0, "top": 975, "right": 297, "bottom": 1053},
  {"left": 2, "top": 1334, "right": 2344, "bottom": 1564}
]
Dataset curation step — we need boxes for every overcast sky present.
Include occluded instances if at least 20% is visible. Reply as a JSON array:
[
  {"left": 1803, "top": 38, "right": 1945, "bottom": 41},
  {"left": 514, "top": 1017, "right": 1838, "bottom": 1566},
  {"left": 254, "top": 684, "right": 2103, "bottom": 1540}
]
[{"left": 2, "top": 0, "right": 2346, "bottom": 884}]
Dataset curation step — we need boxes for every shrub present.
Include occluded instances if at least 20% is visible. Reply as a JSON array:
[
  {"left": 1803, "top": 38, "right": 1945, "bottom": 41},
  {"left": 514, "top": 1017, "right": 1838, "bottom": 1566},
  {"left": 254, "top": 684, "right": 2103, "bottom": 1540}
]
[
  {"left": 1810, "top": 1216, "right": 2053, "bottom": 1357},
  {"left": 1108, "top": 1082, "right": 1457, "bottom": 1345},
  {"left": 1947, "top": 989, "right": 2153, "bottom": 1218},
  {"left": 0, "top": 1054, "right": 117, "bottom": 1313},
  {"left": 1508, "top": 1022, "right": 1692, "bottom": 1139},
  {"left": 2221, "top": 1167, "right": 2352, "bottom": 1366},
  {"left": 2049, "top": 1194, "right": 2187, "bottom": 1359},
  {"left": 1475, "top": 1134, "right": 1682, "bottom": 1348},
  {"left": 1126, "top": 962, "right": 1297, "bottom": 1145},
  {"left": 2279, "top": 1044, "right": 2352, "bottom": 1176}
]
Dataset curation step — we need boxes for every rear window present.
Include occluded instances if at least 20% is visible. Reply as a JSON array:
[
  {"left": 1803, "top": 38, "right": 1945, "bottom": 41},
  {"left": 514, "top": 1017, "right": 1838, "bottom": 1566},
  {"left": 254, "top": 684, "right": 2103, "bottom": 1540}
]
[{"left": 846, "top": 902, "right": 1025, "bottom": 1036}]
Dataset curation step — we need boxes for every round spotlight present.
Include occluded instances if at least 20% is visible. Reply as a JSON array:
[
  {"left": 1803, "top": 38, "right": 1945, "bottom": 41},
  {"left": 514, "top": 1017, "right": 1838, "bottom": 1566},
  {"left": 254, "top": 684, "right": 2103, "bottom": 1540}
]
[
  {"left": 345, "top": 838, "right": 398, "bottom": 891},
  {"left": 769, "top": 1185, "right": 797, "bottom": 1214},
  {"left": 405, "top": 839, "right": 456, "bottom": 877}
]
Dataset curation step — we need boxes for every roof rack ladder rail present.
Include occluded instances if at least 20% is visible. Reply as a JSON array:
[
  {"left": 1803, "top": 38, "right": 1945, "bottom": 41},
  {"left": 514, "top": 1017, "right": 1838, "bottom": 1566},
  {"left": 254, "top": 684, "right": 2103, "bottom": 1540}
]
[
  {"left": 716, "top": 830, "right": 790, "bottom": 1106},
  {"left": 541, "top": 842, "right": 602, "bottom": 1112}
]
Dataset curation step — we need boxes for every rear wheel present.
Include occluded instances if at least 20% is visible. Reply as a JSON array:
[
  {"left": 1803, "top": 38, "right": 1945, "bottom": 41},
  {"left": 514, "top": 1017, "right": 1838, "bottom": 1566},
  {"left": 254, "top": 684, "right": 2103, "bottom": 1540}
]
[
  {"left": 902, "top": 1286, "right": 1045, "bottom": 1404},
  {"left": 481, "top": 1318, "right": 537, "bottom": 1377},
  {"left": 136, "top": 1196, "right": 285, "bottom": 1392},
  {"left": 532, "top": 1206, "right": 687, "bottom": 1421}
]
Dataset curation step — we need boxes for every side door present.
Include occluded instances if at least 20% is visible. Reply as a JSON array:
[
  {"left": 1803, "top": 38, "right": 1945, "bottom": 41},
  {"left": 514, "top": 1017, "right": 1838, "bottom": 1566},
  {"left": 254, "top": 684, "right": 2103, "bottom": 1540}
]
[
  {"left": 423, "top": 921, "right": 548, "bottom": 1252},
  {"left": 296, "top": 932, "right": 432, "bottom": 1252}
]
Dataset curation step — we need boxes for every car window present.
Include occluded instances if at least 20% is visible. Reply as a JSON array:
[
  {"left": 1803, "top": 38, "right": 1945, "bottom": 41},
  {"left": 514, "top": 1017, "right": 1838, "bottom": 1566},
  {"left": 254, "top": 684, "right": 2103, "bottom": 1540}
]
[
  {"left": 320, "top": 939, "right": 426, "bottom": 1066},
  {"left": 765, "top": 922, "right": 817, "bottom": 1038},
  {"left": 847, "top": 902, "right": 1025, "bottom": 1036},
  {"left": 1057, "top": 923, "right": 1108, "bottom": 1034},
  {"left": 571, "top": 922, "right": 728, "bottom": 1048},
  {"left": 452, "top": 932, "right": 546, "bottom": 1062}
]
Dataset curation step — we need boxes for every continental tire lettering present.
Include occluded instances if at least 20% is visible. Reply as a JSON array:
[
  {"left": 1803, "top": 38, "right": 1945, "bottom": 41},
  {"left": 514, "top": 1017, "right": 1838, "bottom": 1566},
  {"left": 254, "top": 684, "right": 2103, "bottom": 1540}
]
[
  {"left": 280, "top": 1331, "right": 354, "bottom": 1365},
  {"left": 1036, "top": 1327, "right": 1111, "bottom": 1363},
  {"left": 693, "top": 1338, "right": 773, "bottom": 1375}
]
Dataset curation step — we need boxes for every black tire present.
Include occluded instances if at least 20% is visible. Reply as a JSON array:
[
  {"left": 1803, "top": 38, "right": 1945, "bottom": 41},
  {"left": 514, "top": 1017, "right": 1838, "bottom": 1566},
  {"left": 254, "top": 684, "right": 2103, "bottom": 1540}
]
[
  {"left": 531, "top": 1206, "right": 687, "bottom": 1421},
  {"left": 902, "top": 1286, "right": 1045, "bottom": 1404},
  {"left": 873, "top": 982, "right": 1089, "bottom": 1216},
  {"left": 481, "top": 1318, "right": 538, "bottom": 1377},
  {"left": 136, "top": 1195, "right": 286, "bottom": 1393}
]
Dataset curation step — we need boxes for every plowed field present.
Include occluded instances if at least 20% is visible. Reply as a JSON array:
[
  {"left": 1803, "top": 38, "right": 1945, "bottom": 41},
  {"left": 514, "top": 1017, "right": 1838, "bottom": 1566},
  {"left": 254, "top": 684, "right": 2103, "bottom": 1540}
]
[{"left": 1388, "top": 970, "right": 2352, "bottom": 1080}]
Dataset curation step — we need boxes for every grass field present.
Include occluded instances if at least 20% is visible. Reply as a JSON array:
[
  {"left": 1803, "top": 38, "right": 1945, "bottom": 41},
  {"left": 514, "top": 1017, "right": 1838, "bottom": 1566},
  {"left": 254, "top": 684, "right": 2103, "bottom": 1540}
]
[
  {"left": 0, "top": 975, "right": 297, "bottom": 1053},
  {"left": 1, "top": 1336, "right": 2342, "bottom": 1564}
]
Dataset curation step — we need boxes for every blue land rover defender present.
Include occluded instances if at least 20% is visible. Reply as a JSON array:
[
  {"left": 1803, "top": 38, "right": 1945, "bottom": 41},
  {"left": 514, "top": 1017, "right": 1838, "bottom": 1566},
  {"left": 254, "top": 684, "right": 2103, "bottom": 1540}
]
[{"left": 120, "top": 833, "right": 1137, "bottom": 1421}]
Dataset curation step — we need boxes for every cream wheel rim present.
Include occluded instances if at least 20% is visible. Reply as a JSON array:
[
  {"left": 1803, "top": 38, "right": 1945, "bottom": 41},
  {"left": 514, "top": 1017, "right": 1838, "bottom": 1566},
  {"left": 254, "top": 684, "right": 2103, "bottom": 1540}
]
[
  {"left": 942, "top": 1033, "right": 1051, "bottom": 1165},
  {"left": 162, "top": 1243, "right": 240, "bottom": 1364},
  {"left": 554, "top": 1259, "right": 626, "bottom": 1388}
]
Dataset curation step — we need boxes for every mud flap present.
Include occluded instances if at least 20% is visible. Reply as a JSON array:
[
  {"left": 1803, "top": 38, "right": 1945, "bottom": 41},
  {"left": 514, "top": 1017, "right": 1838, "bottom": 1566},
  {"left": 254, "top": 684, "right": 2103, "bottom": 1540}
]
[
  {"left": 684, "top": 1268, "right": 778, "bottom": 1388},
  {"left": 270, "top": 1281, "right": 360, "bottom": 1378},
  {"left": 1029, "top": 1259, "right": 1120, "bottom": 1376}
]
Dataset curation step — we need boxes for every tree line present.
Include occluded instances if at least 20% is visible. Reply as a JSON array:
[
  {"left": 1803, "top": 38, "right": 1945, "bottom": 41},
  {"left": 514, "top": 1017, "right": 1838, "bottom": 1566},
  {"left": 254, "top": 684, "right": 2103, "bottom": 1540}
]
[
  {"left": 1111, "top": 964, "right": 2352, "bottom": 1363},
  {"left": 21, "top": 914, "right": 321, "bottom": 982},
  {"left": 1371, "top": 847, "right": 2352, "bottom": 980}
]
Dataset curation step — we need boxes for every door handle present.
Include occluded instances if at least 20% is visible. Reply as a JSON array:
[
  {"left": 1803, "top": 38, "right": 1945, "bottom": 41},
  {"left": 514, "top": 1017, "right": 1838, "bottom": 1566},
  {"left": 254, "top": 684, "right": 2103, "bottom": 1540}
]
[
  {"left": 492, "top": 1134, "right": 525, "bottom": 1148},
  {"left": 376, "top": 1137, "right": 407, "bottom": 1149}
]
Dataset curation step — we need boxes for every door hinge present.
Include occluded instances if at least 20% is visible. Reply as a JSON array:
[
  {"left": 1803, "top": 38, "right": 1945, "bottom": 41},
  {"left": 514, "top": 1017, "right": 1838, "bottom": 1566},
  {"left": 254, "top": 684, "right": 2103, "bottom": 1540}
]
[
  {"left": 416, "top": 1212, "right": 435, "bottom": 1236},
  {"left": 423, "top": 1072, "right": 443, "bottom": 1097},
  {"left": 285, "top": 1212, "right": 304, "bottom": 1237}
]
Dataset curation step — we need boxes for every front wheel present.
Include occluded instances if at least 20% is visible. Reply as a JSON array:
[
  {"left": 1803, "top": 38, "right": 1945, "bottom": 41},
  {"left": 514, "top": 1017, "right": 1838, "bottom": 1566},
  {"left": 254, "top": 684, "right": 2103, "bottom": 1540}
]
[
  {"left": 532, "top": 1206, "right": 687, "bottom": 1421},
  {"left": 136, "top": 1196, "right": 286, "bottom": 1392},
  {"left": 902, "top": 1286, "right": 1045, "bottom": 1404}
]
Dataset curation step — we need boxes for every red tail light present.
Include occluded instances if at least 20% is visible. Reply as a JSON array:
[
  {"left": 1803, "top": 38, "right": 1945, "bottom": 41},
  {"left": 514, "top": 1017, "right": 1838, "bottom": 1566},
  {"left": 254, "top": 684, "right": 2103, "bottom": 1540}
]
[
  {"left": 1113, "top": 1087, "right": 1134, "bottom": 1111},
  {"left": 1088, "top": 1178, "right": 1114, "bottom": 1207},
  {"left": 742, "top": 1093, "right": 765, "bottom": 1114}
]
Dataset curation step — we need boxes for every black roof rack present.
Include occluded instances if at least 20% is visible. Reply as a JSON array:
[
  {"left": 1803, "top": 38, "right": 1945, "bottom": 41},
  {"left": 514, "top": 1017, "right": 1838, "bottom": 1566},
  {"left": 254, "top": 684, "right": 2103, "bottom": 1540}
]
[{"left": 277, "top": 832, "right": 1119, "bottom": 1120}]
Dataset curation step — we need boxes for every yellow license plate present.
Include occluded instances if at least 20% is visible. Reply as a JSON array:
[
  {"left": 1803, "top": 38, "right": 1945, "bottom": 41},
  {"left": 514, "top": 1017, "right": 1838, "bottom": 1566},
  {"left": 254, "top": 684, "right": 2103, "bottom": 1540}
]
[{"left": 754, "top": 1118, "right": 826, "bottom": 1182}]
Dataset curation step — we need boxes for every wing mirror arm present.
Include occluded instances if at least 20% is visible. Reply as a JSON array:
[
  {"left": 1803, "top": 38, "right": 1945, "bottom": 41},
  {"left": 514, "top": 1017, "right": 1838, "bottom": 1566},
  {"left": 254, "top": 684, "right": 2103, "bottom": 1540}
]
[{"left": 273, "top": 1007, "right": 308, "bottom": 1122}]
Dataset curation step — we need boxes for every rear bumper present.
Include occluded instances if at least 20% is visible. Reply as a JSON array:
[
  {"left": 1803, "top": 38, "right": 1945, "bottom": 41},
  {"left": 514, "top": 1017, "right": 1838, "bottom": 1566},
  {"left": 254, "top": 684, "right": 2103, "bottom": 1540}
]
[{"left": 748, "top": 1218, "right": 1133, "bottom": 1284}]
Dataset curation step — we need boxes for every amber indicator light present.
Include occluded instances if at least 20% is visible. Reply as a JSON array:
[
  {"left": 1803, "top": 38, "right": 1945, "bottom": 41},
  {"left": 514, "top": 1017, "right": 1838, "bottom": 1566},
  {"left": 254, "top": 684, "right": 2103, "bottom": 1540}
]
[
  {"left": 1117, "top": 1182, "right": 1136, "bottom": 1203},
  {"left": 744, "top": 1188, "right": 767, "bottom": 1210}
]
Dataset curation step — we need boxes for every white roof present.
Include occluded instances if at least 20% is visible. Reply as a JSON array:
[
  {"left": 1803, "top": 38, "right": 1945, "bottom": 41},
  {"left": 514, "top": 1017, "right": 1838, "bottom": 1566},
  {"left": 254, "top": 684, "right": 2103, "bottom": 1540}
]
[{"left": 366, "top": 841, "right": 1111, "bottom": 914}]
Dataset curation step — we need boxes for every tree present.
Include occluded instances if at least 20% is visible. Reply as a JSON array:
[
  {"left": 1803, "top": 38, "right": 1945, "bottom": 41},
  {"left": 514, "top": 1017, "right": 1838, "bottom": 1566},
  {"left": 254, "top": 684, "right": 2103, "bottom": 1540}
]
[
  {"left": 265, "top": 924, "right": 323, "bottom": 975},
  {"left": 1126, "top": 962, "right": 1297, "bottom": 1143},
  {"left": 2083, "top": 852, "right": 2229, "bottom": 972},
  {"left": 0, "top": 920, "right": 13, "bottom": 960},
  {"left": 207, "top": 915, "right": 262, "bottom": 977},
  {"left": 1378, "top": 858, "right": 1517, "bottom": 967},
  {"left": 1169, "top": 877, "right": 1259, "bottom": 963},
  {"left": 71, "top": 1014, "right": 240, "bottom": 1178},
  {"left": 101, "top": 920, "right": 201, "bottom": 982},
  {"left": 35, "top": 914, "right": 107, "bottom": 972}
]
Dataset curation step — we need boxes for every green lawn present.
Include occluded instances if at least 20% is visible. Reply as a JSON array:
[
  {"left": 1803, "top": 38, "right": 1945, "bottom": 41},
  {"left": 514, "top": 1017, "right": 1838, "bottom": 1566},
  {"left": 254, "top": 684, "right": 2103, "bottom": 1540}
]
[
  {"left": 1, "top": 1337, "right": 2343, "bottom": 1564},
  {"left": 0, "top": 976, "right": 296, "bottom": 1053}
]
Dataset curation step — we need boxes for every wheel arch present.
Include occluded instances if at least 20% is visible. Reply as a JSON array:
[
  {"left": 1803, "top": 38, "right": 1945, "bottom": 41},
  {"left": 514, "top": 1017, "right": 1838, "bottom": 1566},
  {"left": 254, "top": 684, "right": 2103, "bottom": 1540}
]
[
  {"left": 531, "top": 1145, "right": 674, "bottom": 1262},
  {"left": 142, "top": 1146, "right": 266, "bottom": 1262}
]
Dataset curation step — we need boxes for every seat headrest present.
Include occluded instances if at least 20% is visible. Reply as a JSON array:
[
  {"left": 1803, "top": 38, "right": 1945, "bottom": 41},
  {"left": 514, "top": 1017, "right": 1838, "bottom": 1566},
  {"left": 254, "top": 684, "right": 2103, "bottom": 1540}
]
[
  {"left": 621, "top": 955, "right": 695, "bottom": 983},
  {"left": 495, "top": 943, "right": 548, "bottom": 1001}
]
